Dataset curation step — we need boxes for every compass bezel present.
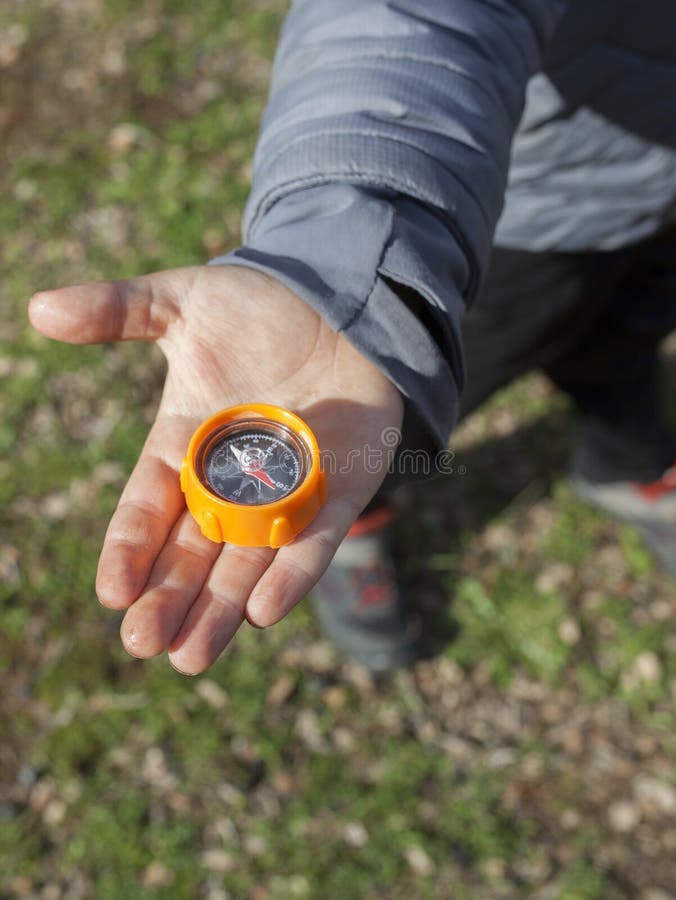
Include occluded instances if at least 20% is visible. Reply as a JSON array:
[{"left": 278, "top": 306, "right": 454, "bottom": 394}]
[{"left": 180, "top": 403, "right": 327, "bottom": 547}]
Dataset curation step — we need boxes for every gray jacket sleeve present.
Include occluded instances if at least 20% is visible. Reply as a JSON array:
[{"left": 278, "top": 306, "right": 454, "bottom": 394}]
[{"left": 212, "top": 0, "right": 565, "bottom": 453}]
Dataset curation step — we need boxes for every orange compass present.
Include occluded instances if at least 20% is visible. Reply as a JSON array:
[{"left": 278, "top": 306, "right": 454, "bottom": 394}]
[{"left": 180, "top": 403, "right": 327, "bottom": 547}]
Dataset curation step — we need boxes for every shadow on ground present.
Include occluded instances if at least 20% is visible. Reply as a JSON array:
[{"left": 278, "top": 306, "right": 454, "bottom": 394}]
[
  {"left": 393, "top": 403, "right": 575, "bottom": 659},
  {"left": 397, "top": 345, "right": 676, "bottom": 660}
]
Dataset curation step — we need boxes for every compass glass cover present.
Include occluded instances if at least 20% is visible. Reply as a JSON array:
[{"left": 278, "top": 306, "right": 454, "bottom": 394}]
[{"left": 197, "top": 419, "right": 309, "bottom": 506}]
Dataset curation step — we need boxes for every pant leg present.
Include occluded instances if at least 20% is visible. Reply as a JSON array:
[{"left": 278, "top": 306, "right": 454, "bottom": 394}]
[
  {"left": 458, "top": 229, "right": 676, "bottom": 481},
  {"left": 458, "top": 244, "right": 635, "bottom": 418},
  {"left": 544, "top": 226, "right": 676, "bottom": 481}
]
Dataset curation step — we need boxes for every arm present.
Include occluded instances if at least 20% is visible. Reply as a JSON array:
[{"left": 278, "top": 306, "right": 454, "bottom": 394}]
[{"left": 214, "top": 0, "right": 566, "bottom": 450}]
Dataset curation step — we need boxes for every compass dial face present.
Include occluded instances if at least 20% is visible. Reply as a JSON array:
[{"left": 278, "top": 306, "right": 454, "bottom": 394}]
[{"left": 197, "top": 419, "right": 309, "bottom": 506}]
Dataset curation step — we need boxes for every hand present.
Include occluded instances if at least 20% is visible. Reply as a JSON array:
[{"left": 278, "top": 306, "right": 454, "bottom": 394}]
[{"left": 29, "top": 265, "right": 403, "bottom": 673}]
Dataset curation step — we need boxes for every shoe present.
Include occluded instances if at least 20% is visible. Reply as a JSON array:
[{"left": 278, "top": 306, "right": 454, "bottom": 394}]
[
  {"left": 571, "top": 461, "right": 676, "bottom": 575},
  {"left": 309, "top": 503, "right": 422, "bottom": 672},
  {"left": 571, "top": 462, "right": 676, "bottom": 524}
]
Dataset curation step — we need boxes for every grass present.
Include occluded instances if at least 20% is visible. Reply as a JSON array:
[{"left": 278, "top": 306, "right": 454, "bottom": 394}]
[{"left": 2, "top": 2, "right": 675, "bottom": 898}]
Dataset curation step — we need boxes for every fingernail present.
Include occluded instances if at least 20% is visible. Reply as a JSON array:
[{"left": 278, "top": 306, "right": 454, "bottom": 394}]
[
  {"left": 168, "top": 651, "right": 199, "bottom": 676},
  {"left": 244, "top": 607, "right": 265, "bottom": 628},
  {"left": 245, "top": 594, "right": 278, "bottom": 628}
]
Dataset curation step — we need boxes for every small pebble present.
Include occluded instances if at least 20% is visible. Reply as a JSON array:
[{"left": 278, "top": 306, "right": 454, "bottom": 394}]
[{"left": 608, "top": 799, "right": 641, "bottom": 833}]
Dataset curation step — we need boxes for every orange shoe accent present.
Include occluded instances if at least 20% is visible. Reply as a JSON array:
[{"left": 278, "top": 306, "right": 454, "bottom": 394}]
[
  {"left": 346, "top": 504, "right": 394, "bottom": 538},
  {"left": 359, "top": 580, "right": 392, "bottom": 607},
  {"left": 635, "top": 464, "right": 676, "bottom": 502}
]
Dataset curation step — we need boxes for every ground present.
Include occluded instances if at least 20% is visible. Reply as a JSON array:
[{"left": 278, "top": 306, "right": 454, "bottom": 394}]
[{"left": 1, "top": 2, "right": 675, "bottom": 898}]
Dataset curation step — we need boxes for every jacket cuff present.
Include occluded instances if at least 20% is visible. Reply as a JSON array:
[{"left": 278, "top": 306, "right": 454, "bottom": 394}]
[{"left": 210, "top": 182, "right": 471, "bottom": 458}]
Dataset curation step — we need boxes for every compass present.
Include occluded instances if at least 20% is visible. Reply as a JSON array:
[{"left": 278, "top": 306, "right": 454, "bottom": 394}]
[{"left": 180, "top": 404, "right": 326, "bottom": 547}]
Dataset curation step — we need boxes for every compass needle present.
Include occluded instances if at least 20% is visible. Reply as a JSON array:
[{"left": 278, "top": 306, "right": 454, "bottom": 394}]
[{"left": 247, "top": 467, "right": 275, "bottom": 490}]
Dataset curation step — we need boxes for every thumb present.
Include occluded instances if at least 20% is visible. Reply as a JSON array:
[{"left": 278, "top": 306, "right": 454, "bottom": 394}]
[{"left": 28, "top": 269, "right": 185, "bottom": 344}]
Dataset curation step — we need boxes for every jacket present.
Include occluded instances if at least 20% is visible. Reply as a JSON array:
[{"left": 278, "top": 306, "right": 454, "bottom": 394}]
[{"left": 213, "top": 0, "right": 676, "bottom": 454}]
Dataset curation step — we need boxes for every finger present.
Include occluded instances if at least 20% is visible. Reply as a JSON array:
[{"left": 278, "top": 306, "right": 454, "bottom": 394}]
[
  {"left": 27, "top": 269, "right": 190, "bottom": 344},
  {"left": 119, "top": 510, "right": 221, "bottom": 659},
  {"left": 167, "top": 544, "right": 275, "bottom": 675},
  {"left": 245, "top": 497, "right": 360, "bottom": 628},
  {"left": 96, "top": 414, "right": 197, "bottom": 610}
]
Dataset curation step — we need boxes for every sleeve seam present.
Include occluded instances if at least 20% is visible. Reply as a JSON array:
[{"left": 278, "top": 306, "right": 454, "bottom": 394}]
[{"left": 254, "top": 128, "right": 492, "bottom": 206}]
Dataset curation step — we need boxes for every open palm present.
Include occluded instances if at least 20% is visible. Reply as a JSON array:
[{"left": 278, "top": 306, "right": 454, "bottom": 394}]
[{"left": 29, "top": 265, "right": 403, "bottom": 673}]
